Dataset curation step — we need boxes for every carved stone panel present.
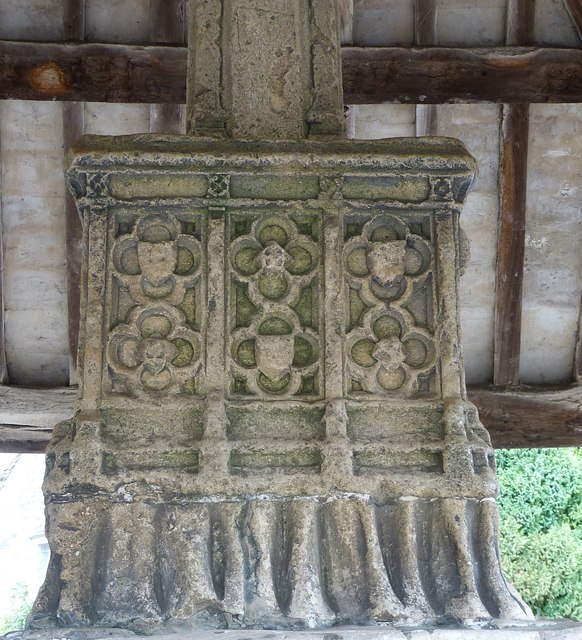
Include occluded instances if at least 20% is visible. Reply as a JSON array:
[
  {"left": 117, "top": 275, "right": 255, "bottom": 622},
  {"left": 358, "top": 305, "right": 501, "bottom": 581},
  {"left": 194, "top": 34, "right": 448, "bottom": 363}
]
[
  {"left": 35, "top": 137, "right": 535, "bottom": 631},
  {"left": 105, "top": 210, "right": 205, "bottom": 398},
  {"left": 344, "top": 212, "right": 437, "bottom": 398},
  {"left": 227, "top": 210, "right": 322, "bottom": 399}
]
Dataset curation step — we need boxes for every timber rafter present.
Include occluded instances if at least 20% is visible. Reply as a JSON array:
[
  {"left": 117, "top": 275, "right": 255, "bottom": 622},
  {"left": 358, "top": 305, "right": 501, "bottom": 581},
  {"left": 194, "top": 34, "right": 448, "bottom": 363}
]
[
  {"left": 468, "top": 386, "right": 582, "bottom": 449},
  {"left": 492, "top": 0, "right": 533, "bottom": 387},
  {"left": 1, "top": 42, "right": 582, "bottom": 104}
]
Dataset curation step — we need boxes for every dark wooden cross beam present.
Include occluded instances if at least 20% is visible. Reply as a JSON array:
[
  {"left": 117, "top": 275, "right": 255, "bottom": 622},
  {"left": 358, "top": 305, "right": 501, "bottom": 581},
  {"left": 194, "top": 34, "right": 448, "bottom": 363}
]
[
  {"left": 413, "top": 0, "right": 438, "bottom": 137},
  {"left": 2, "top": 42, "right": 582, "bottom": 104}
]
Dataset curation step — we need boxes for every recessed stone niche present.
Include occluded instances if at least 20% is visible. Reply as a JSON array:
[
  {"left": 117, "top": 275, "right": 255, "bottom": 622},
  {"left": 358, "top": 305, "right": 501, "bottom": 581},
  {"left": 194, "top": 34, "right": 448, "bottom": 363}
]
[{"left": 29, "top": 135, "right": 533, "bottom": 632}]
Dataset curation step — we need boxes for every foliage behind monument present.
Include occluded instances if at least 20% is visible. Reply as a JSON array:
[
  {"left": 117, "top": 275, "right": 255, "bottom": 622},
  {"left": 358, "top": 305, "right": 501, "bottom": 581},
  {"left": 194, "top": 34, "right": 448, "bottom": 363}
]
[{"left": 497, "top": 448, "right": 582, "bottom": 620}]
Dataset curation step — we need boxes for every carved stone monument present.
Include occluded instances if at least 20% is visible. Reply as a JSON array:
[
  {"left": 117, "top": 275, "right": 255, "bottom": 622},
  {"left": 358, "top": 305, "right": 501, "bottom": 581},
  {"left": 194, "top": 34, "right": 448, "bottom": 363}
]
[{"left": 31, "top": 0, "right": 532, "bottom": 632}]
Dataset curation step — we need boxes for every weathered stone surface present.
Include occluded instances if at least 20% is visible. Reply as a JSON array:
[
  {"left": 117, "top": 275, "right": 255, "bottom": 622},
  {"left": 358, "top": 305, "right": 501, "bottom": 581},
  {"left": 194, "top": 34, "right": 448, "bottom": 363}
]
[
  {"left": 186, "top": 0, "right": 344, "bottom": 139},
  {"left": 11, "top": 620, "right": 582, "bottom": 640},
  {"left": 28, "top": 135, "right": 533, "bottom": 631},
  {"left": 28, "top": 1, "right": 531, "bottom": 632}
]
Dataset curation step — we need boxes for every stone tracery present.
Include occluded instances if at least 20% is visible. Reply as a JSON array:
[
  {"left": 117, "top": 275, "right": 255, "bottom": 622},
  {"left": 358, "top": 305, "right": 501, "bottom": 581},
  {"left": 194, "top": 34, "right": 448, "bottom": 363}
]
[
  {"left": 229, "top": 212, "right": 321, "bottom": 398},
  {"left": 344, "top": 213, "right": 436, "bottom": 397},
  {"left": 107, "top": 212, "right": 204, "bottom": 397}
]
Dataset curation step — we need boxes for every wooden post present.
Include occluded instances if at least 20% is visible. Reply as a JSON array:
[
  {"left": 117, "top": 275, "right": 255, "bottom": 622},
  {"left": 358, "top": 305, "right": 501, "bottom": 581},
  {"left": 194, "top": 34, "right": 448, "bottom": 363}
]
[
  {"left": 494, "top": 103, "right": 529, "bottom": 386},
  {"left": 564, "top": 0, "right": 582, "bottom": 41},
  {"left": 62, "top": 0, "right": 85, "bottom": 385},
  {"left": 149, "top": 0, "right": 185, "bottom": 134},
  {"left": 0, "top": 135, "right": 8, "bottom": 384},
  {"left": 506, "top": 0, "right": 536, "bottom": 45},
  {"left": 414, "top": 0, "right": 437, "bottom": 45},
  {"left": 413, "top": 0, "right": 438, "bottom": 136},
  {"left": 493, "top": 0, "right": 534, "bottom": 387}
]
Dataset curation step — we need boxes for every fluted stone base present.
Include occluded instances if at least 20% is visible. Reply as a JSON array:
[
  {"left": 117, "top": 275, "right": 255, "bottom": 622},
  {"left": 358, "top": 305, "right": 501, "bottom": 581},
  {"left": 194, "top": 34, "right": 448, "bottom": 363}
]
[{"left": 30, "top": 494, "right": 531, "bottom": 631}]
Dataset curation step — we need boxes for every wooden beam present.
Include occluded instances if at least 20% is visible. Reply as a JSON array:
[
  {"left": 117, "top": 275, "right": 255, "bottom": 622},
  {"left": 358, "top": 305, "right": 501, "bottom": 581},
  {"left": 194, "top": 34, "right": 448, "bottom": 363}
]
[
  {"left": 506, "top": 0, "right": 536, "bottom": 46},
  {"left": 468, "top": 386, "right": 582, "bottom": 448},
  {"left": 493, "top": 0, "right": 533, "bottom": 387},
  {"left": 0, "top": 385, "right": 75, "bottom": 452},
  {"left": 0, "top": 385, "right": 75, "bottom": 427},
  {"left": 63, "top": 0, "right": 85, "bottom": 41},
  {"left": 414, "top": 0, "right": 438, "bottom": 46},
  {"left": 341, "top": 47, "right": 582, "bottom": 104},
  {"left": 149, "top": 0, "right": 185, "bottom": 45},
  {"left": 563, "top": 0, "right": 582, "bottom": 42},
  {"left": 415, "top": 106, "right": 438, "bottom": 136},
  {"left": 0, "top": 385, "right": 580, "bottom": 453},
  {"left": 63, "top": 0, "right": 85, "bottom": 385},
  {"left": 149, "top": 0, "right": 184, "bottom": 134},
  {"left": 0, "top": 41, "right": 188, "bottom": 103},
  {"left": 149, "top": 104, "right": 182, "bottom": 134},
  {"left": 0, "top": 425, "right": 53, "bottom": 454},
  {"left": 2, "top": 42, "right": 582, "bottom": 104}
]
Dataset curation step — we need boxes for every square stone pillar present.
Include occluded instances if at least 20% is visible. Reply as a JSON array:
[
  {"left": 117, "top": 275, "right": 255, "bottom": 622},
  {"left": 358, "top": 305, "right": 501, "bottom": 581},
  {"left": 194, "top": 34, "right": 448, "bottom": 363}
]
[
  {"left": 29, "top": 136, "right": 532, "bottom": 631},
  {"left": 186, "top": 0, "right": 344, "bottom": 139}
]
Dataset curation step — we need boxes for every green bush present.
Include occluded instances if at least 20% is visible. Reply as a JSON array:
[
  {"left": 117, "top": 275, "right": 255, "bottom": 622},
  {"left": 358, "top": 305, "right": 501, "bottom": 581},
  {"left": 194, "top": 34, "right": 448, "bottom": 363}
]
[
  {"left": 496, "top": 448, "right": 582, "bottom": 620},
  {"left": 0, "top": 583, "right": 33, "bottom": 634}
]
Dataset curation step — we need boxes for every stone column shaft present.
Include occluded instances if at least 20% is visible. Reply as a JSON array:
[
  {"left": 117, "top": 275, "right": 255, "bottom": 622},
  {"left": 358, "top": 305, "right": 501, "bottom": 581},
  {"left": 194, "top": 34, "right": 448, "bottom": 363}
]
[{"left": 186, "top": 0, "right": 345, "bottom": 139}]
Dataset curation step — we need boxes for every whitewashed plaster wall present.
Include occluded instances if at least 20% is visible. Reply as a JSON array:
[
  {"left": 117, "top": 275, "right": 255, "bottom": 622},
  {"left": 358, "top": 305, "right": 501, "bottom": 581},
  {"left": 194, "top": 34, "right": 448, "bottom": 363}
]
[
  {"left": 0, "top": 101, "right": 69, "bottom": 385},
  {"left": 0, "top": 1, "right": 580, "bottom": 387},
  {"left": 437, "top": 0, "right": 506, "bottom": 45},
  {"left": 521, "top": 105, "right": 582, "bottom": 384},
  {"left": 0, "top": 0, "right": 151, "bottom": 385},
  {"left": 0, "top": 0, "right": 65, "bottom": 41}
]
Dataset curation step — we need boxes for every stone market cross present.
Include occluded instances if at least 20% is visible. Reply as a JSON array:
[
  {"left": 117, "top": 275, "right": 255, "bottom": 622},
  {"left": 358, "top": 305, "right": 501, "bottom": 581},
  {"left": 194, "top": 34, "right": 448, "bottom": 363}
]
[{"left": 29, "top": 0, "right": 533, "bottom": 631}]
